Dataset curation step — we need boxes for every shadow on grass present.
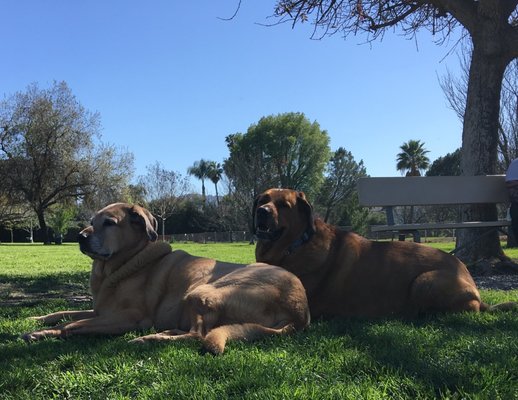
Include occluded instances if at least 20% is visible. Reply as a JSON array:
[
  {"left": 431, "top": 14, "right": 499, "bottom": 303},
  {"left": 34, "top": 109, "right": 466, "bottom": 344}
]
[
  {"left": 2, "top": 271, "right": 517, "bottom": 397},
  {"left": 312, "top": 314, "right": 518, "bottom": 395},
  {"left": 1, "top": 312, "right": 517, "bottom": 398},
  {"left": 0, "top": 272, "right": 91, "bottom": 310}
]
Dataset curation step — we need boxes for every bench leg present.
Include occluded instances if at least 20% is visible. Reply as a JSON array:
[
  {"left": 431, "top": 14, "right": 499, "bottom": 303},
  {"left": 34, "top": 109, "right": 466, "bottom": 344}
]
[{"left": 398, "top": 230, "right": 421, "bottom": 243}]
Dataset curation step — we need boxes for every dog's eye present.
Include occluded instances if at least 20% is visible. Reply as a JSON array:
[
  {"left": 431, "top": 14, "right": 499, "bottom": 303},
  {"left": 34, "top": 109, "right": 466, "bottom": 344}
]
[{"left": 103, "top": 219, "right": 117, "bottom": 227}]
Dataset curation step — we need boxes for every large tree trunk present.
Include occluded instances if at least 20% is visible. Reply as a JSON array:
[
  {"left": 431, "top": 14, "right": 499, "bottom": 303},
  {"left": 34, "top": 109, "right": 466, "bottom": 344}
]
[
  {"left": 36, "top": 209, "right": 51, "bottom": 245},
  {"left": 456, "top": 34, "right": 510, "bottom": 263}
]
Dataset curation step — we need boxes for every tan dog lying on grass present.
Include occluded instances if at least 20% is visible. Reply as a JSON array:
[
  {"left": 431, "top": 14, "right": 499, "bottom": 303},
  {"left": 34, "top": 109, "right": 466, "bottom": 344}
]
[
  {"left": 253, "top": 188, "right": 517, "bottom": 319},
  {"left": 23, "top": 203, "right": 310, "bottom": 354}
]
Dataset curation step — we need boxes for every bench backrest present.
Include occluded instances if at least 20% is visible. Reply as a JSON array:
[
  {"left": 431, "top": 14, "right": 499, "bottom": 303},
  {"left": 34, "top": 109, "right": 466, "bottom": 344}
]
[{"left": 357, "top": 175, "right": 509, "bottom": 207}]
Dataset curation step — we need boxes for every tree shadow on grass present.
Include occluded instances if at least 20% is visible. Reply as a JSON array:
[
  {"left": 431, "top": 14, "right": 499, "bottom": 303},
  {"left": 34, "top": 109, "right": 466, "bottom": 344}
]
[
  {"left": 0, "top": 272, "right": 91, "bottom": 310},
  {"left": 313, "top": 314, "right": 518, "bottom": 396}
]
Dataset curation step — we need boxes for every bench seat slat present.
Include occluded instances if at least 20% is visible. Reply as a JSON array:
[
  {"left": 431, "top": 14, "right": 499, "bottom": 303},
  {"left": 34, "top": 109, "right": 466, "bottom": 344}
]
[{"left": 370, "top": 220, "right": 511, "bottom": 233}]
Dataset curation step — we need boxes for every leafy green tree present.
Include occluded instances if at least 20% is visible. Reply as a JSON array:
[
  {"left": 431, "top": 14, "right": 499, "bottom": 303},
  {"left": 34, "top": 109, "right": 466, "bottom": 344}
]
[
  {"left": 0, "top": 81, "right": 134, "bottom": 244},
  {"left": 316, "top": 147, "right": 367, "bottom": 223},
  {"left": 424, "top": 149, "right": 463, "bottom": 235},
  {"left": 123, "top": 183, "right": 148, "bottom": 206},
  {"left": 426, "top": 149, "right": 461, "bottom": 176},
  {"left": 188, "top": 159, "right": 211, "bottom": 202},
  {"left": 225, "top": 112, "right": 330, "bottom": 198},
  {"left": 340, "top": 194, "right": 373, "bottom": 236},
  {"left": 47, "top": 205, "right": 76, "bottom": 244},
  {"left": 224, "top": 112, "right": 330, "bottom": 235},
  {"left": 0, "top": 177, "right": 28, "bottom": 228},
  {"left": 270, "top": 0, "right": 518, "bottom": 263},
  {"left": 166, "top": 195, "right": 226, "bottom": 234},
  {"left": 396, "top": 140, "right": 430, "bottom": 177}
]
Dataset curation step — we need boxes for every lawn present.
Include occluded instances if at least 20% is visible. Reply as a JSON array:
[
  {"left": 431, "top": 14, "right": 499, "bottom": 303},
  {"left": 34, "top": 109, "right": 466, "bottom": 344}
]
[{"left": 0, "top": 242, "right": 517, "bottom": 399}]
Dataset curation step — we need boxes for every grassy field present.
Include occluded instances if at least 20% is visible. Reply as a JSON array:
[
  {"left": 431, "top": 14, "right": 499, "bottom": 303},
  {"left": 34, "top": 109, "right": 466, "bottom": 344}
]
[{"left": 0, "top": 242, "right": 517, "bottom": 399}]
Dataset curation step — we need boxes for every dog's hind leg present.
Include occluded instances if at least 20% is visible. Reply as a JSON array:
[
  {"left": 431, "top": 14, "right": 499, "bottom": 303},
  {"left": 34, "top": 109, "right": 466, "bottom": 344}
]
[
  {"left": 129, "top": 329, "right": 200, "bottom": 344},
  {"left": 408, "top": 270, "right": 482, "bottom": 316},
  {"left": 202, "top": 323, "right": 296, "bottom": 355}
]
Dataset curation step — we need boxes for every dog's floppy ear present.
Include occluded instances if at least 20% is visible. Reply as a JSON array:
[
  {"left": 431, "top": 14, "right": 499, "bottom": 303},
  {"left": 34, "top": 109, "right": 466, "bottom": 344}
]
[
  {"left": 129, "top": 205, "right": 158, "bottom": 242},
  {"left": 251, "top": 194, "right": 261, "bottom": 232},
  {"left": 296, "top": 191, "right": 316, "bottom": 234}
]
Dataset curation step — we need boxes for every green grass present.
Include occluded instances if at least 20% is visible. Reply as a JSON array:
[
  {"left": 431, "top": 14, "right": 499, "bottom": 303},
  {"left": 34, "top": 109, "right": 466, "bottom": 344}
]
[{"left": 1, "top": 242, "right": 517, "bottom": 399}]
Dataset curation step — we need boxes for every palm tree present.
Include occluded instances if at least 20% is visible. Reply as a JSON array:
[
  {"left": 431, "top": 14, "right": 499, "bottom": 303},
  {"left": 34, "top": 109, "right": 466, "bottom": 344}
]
[
  {"left": 207, "top": 161, "right": 224, "bottom": 206},
  {"left": 396, "top": 140, "right": 430, "bottom": 225},
  {"left": 396, "top": 140, "right": 430, "bottom": 176},
  {"left": 188, "top": 159, "right": 210, "bottom": 202}
]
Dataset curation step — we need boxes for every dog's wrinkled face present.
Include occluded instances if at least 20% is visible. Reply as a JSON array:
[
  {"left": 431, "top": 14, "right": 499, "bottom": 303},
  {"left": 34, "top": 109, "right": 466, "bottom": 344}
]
[
  {"left": 253, "top": 189, "right": 315, "bottom": 242},
  {"left": 78, "top": 203, "right": 158, "bottom": 260}
]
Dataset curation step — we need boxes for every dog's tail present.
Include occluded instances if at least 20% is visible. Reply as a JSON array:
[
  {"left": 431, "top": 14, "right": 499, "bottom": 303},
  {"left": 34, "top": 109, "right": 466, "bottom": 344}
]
[
  {"left": 202, "top": 323, "right": 296, "bottom": 355},
  {"left": 480, "top": 301, "right": 518, "bottom": 312}
]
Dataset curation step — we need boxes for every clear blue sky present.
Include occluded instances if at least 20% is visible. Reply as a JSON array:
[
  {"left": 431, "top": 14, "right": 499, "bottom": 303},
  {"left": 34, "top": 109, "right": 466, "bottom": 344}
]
[{"left": 1, "top": 1, "right": 464, "bottom": 195}]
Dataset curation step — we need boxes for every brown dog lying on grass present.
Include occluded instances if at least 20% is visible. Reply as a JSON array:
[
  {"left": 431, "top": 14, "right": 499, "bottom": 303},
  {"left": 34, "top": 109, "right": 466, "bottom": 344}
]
[
  {"left": 253, "top": 188, "right": 517, "bottom": 319},
  {"left": 22, "top": 203, "right": 310, "bottom": 354}
]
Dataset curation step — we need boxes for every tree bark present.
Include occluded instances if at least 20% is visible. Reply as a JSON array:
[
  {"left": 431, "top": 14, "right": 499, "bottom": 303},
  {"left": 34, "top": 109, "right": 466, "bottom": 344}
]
[
  {"left": 36, "top": 209, "right": 51, "bottom": 245},
  {"left": 456, "top": 28, "right": 511, "bottom": 263},
  {"left": 215, "top": 184, "right": 220, "bottom": 206}
]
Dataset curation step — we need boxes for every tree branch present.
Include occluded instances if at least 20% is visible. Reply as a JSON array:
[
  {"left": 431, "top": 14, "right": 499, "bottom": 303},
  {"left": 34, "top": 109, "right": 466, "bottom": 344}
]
[
  {"left": 367, "top": 3, "right": 421, "bottom": 31},
  {"left": 217, "top": 0, "right": 242, "bottom": 21}
]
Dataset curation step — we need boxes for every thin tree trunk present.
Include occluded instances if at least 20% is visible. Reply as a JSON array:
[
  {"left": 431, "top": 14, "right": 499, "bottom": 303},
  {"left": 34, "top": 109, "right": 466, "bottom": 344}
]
[
  {"left": 162, "top": 217, "right": 166, "bottom": 242},
  {"left": 456, "top": 40, "right": 509, "bottom": 263}
]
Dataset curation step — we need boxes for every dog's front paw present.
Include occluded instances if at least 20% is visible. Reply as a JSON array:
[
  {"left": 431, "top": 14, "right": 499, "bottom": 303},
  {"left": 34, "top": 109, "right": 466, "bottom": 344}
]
[
  {"left": 128, "top": 336, "right": 148, "bottom": 344},
  {"left": 21, "top": 331, "right": 46, "bottom": 342},
  {"left": 28, "top": 314, "right": 60, "bottom": 325},
  {"left": 21, "top": 328, "right": 63, "bottom": 342}
]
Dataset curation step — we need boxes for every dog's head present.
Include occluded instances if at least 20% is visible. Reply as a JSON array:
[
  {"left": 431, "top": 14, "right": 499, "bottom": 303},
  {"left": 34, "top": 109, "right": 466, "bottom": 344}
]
[
  {"left": 78, "top": 203, "right": 158, "bottom": 260},
  {"left": 253, "top": 188, "right": 315, "bottom": 243}
]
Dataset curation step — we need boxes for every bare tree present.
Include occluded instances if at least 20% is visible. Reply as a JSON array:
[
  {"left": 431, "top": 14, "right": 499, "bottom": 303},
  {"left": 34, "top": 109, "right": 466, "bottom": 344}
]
[
  {"left": 269, "top": 0, "right": 518, "bottom": 263},
  {"left": 500, "top": 59, "right": 518, "bottom": 166},
  {"left": 139, "top": 162, "right": 191, "bottom": 241}
]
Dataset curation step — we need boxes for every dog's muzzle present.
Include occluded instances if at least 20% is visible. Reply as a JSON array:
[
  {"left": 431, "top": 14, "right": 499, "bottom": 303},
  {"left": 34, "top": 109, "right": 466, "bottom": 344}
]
[
  {"left": 255, "top": 207, "right": 283, "bottom": 241},
  {"left": 77, "top": 231, "right": 90, "bottom": 253},
  {"left": 77, "top": 230, "right": 111, "bottom": 260}
]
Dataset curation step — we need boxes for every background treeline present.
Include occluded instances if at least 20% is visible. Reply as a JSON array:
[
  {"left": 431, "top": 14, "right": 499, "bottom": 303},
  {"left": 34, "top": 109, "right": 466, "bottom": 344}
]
[{"left": 1, "top": 70, "right": 517, "bottom": 243}]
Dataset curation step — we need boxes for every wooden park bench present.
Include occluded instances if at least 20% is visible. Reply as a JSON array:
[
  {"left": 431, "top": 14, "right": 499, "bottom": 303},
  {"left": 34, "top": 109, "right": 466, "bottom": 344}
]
[{"left": 357, "top": 175, "right": 511, "bottom": 253}]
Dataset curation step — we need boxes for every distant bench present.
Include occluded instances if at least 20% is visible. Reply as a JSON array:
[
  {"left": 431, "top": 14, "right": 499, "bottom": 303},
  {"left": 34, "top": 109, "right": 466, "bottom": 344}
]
[{"left": 357, "top": 175, "right": 511, "bottom": 251}]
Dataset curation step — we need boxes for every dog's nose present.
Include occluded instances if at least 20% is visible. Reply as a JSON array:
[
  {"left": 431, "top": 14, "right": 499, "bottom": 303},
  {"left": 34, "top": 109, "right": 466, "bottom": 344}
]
[{"left": 256, "top": 206, "right": 270, "bottom": 219}]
